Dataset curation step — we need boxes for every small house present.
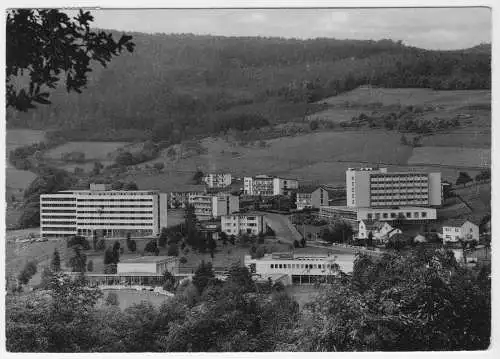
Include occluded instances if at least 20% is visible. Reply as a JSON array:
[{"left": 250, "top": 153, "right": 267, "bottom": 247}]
[{"left": 442, "top": 219, "right": 479, "bottom": 244}]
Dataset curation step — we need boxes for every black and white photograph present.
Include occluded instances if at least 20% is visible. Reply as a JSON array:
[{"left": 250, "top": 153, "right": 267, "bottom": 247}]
[{"left": 2, "top": 1, "right": 495, "bottom": 354}]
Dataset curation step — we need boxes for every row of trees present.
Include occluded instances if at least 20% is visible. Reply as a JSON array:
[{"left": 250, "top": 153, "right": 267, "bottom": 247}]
[{"left": 6, "top": 247, "right": 490, "bottom": 352}]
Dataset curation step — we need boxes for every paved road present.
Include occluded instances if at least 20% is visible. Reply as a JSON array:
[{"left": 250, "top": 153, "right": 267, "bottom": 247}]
[{"left": 257, "top": 212, "right": 303, "bottom": 244}]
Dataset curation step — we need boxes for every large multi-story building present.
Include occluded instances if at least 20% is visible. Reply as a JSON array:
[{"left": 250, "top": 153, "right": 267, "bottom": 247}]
[
  {"left": 346, "top": 167, "right": 442, "bottom": 208},
  {"left": 188, "top": 193, "right": 239, "bottom": 221},
  {"left": 296, "top": 186, "right": 329, "bottom": 210},
  {"left": 221, "top": 212, "right": 266, "bottom": 236},
  {"left": 202, "top": 173, "right": 232, "bottom": 188},
  {"left": 244, "top": 175, "right": 299, "bottom": 196},
  {"left": 40, "top": 183, "right": 168, "bottom": 239}
]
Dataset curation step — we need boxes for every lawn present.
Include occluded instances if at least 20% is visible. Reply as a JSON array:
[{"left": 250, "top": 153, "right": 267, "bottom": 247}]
[
  {"left": 408, "top": 147, "right": 490, "bottom": 169},
  {"left": 318, "top": 87, "right": 491, "bottom": 109},
  {"left": 43, "top": 141, "right": 129, "bottom": 161},
  {"left": 6, "top": 129, "right": 46, "bottom": 153}
]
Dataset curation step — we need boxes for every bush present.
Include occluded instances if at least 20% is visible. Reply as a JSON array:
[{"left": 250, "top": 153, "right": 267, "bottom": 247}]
[
  {"left": 144, "top": 239, "right": 159, "bottom": 255},
  {"left": 17, "top": 261, "right": 38, "bottom": 285},
  {"left": 180, "top": 256, "right": 188, "bottom": 265},
  {"left": 67, "top": 235, "right": 90, "bottom": 250},
  {"left": 167, "top": 243, "right": 180, "bottom": 257},
  {"left": 105, "top": 292, "right": 119, "bottom": 306},
  {"left": 96, "top": 239, "right": 106, "bottom": 251},
  {"left": 293, "top": 239, "right": 300, "bottom": 248}
]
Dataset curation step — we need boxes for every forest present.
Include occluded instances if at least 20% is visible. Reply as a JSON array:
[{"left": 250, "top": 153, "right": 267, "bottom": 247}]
[
  {"left": 6, "top": 248, "right": 490, "bottom": 352},
  {"left": 7, "top": 32, "right": 491, "bottom": 145}
]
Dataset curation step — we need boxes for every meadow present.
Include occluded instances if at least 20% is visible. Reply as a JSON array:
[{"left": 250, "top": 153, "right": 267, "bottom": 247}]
[
  {"left": 408, "top": 147, "right": 490, "bottom": 169},
  {"left": 43, "top": 141, "right": 129, "bottom": 162},
  {"left": 317, "top": 87, "right": 491, "bottom": 109}
]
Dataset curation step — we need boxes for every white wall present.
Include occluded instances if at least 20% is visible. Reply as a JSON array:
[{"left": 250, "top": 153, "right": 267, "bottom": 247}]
[
  {"left": 428, "top": 172, "right": 443, "bottom": 206},
  {"left": 117, "top": 262, "right": 157, "bottom": 274}
]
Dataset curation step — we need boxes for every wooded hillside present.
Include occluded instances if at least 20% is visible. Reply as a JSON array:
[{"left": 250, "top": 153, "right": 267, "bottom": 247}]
[{"left": 8, "top": 32, "right": 491, "bottom": 143}]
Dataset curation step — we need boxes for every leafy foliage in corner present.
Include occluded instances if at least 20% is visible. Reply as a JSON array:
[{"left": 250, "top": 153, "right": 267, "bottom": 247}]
[{"left": 6, "top": 9, "right": 134, "bottom": 111}]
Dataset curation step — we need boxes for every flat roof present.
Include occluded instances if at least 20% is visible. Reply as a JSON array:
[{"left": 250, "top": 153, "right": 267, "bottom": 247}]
[{"left": 120, "top": 256, "right": 178, "bottom": 263}]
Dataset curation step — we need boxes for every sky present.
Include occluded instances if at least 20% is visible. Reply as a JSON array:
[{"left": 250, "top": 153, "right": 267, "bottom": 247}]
[{"left": 84, "top": 7, "right": 492, "bottom": 50}]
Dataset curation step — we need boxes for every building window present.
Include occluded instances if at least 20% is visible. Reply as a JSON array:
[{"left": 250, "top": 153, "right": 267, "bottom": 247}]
[
  {"left": 390, "top": 213, "right": 396, "bottom": 218},
  {"left": 367, "top": 214, "right": 373, "bottom": 220},
  {"left": 414, "top": 212, "right": 419, "bottom": 218},
  {"left": 455, "top": 228, "right": 459, "bottom": 233},
  {"left": 383, "top": 213, "right": 388, "bottom": 219},
  {"left": 406, "top": 212, "right": 411, "bottom": 218},
  {"left": 421, "top": 212, "right": 427, "bottom": 218},
  {"left": 270, "top": 264, "right": 274, "bottom": 269}
]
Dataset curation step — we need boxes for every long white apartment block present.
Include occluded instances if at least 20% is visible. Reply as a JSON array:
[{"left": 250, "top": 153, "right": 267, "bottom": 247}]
[
  {"left": 40, "top": 183, "right": 167, "bottom": 239},
  {"left": 244, "top": 175, "right": 299, "bottom": 196},
  {"left": 346, "top": 167, "right": 442, "bottom": 208},
  {"left": 202, "top": 173, "right": 232, "bottom": 188}
]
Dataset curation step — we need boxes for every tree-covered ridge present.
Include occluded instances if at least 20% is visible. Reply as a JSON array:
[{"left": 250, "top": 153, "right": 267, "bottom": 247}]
[{"left": 9, "top": 32, "right": 490, "bottom": 143}]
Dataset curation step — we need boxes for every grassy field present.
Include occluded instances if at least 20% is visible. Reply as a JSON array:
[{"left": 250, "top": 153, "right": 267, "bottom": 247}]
[
  {"left": 317, "top": 87, "right": 491, "bottom": 109},
  {"left": 408, "top": 147, "right": 490, "bottom": 169},
  {"left": 6, "top": 129, "right": 46, "bottom": 153},
  {"left": 43, "top": 141, "right": 129, "bottom": 162}
]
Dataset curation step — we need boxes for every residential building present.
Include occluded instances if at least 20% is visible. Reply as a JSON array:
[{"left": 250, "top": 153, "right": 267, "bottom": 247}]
[
  {"left": 244, "top": 175, "right": 274, "bottom": 196},
  {"left": 357, "top": 220, "right": 402, "bottom": 242},
  {"left": 244, "top": 175, "right": 298, "bottom": 196},
  {"left": 40, "top": 184, "right": 167, "bottom": 239},
  {"left": 273, "top": 177, "right": 299, "bottom": 196},
  {"left": 346, "top": 167, "right": 442, "bottom": 208},
  {"left": 168, "top": 191, "right": 206, "bottom": 209},
  {"left": 202, "top": 173, "right": 232, "bottom": 188},
  {"left": 442, "top": 219, "right": 479, "bottom": 243},
  {"left": 296, "top": 186, "right": 329, "bottom": 210},
  {"left": 244, "top": 252, "right": 354, "bottom": 283},
  {"left": 221, "top": 212, "right": 266, "bottom": 236},
  {"left": 188, "top": 193, "right": 239, "bottom": 221}
]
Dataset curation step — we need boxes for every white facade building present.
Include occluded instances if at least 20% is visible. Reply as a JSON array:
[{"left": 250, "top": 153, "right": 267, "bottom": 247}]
[
  {"left": 320, "top": 205, "right": 437, "bottom": 224},
  {"left": 40, "top": 184, "right": 168, "bottom": 239},
  {"left": 442, "top": 219, "right": 479, "bottom": 243},
  {"left": 272, "top": 177, "right": 299, "bottom": 196},
  {"left": 244, "top": 252, "right": 354, "bottom": 281},
  {"left": 117, "top": 256, "right": 180, "bottom": 275},
  {"left": 203, "top": 173, "right": 232, "bottom": 188},
  {"left": 188, "top": 193, "right": 239, "bottom": 221},
  {"left": 357, "top": 220, "right": 402, "bottom": 242},
  {"left": 221, "top": 213, "right": 266, "bottom": 236},
  {"left": 346, "top": 167, "right": 442, "bottom": 208},
  {"left": 296, "top": 186, "right": 329, "bottom": 210},
  {"left": 244, "top": 175, "right": 298, "bottom": 196}
]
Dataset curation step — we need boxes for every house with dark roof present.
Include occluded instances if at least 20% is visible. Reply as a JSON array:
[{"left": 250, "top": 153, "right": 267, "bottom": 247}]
[
  {"left": 442, "top": 219, "right": 479, "bottom": 243},
  {"left": 296, "top": 185, "right": 329, "bottom": 210}
]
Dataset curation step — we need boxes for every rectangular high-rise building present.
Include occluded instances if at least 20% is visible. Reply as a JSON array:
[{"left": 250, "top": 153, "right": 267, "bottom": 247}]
[
  {"left": 40, "top": 184, "right": 168, "bottom": 239},
  {"left": 346, "top": 167, "right": 442, "bottom": 208}
]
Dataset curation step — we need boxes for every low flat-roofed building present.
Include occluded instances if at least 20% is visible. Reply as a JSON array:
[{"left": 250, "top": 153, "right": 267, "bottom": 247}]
[
  {"left": 117, "top": 256, "right": 179, "bottom": 275},
  {"left": 244, "top": 252, "right": 354, "bottom": 284},
  {"left": 320, "top": 205, "right": 436, "bottom": 226}
]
